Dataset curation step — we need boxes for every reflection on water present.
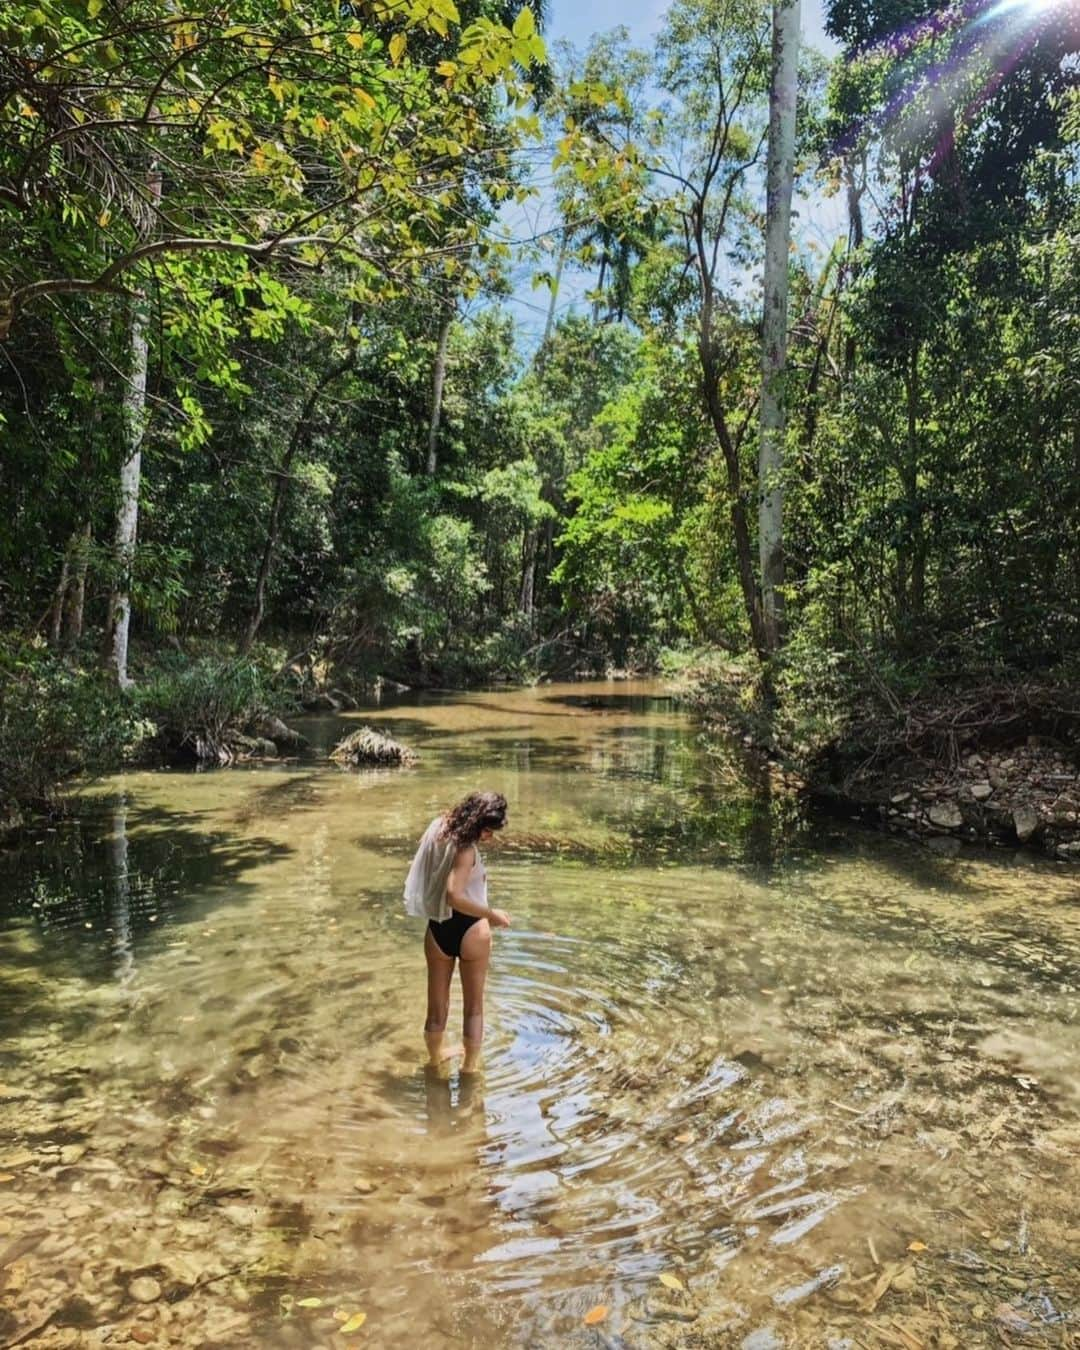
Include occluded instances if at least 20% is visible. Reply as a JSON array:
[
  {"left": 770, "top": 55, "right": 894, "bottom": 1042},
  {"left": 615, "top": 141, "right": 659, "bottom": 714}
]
[{"left": 0, "top": 681, "right": 1078, "bottom": 1349}]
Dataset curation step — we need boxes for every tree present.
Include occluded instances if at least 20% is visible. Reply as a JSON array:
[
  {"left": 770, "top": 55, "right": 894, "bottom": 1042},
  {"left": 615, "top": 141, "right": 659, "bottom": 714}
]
[{"left": 758, "top": 0, "right": 800, "bottom": 653}]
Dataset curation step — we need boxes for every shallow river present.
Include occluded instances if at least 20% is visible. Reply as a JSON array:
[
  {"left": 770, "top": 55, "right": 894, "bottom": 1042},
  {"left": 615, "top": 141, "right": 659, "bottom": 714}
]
[{"left": 1, "top": 681, "right": 1078, "bottom": 1349}]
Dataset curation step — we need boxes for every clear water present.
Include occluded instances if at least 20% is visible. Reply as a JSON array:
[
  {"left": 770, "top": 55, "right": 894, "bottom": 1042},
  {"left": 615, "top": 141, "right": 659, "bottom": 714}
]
[{"left": 1, "top": 681, "right": 1077, "bottom": 1349}]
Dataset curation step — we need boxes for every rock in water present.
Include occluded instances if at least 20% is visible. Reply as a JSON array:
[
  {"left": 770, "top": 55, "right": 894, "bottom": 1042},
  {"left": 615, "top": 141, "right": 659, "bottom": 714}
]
[
  {"left": 258, "top": 716, "right": 307, "bottom": 749},
  {"left": 330, "top": 726, "right": 417, "bottom": 767},
  {"left": 1013, "top": 805, "right": 1041, "bottom": 842},
  {"left": 928, "top": 802, "right": 963, "bottom": 830},
  {"left": 128, "top": 1276, "right": 161, "bottom": 1303}
]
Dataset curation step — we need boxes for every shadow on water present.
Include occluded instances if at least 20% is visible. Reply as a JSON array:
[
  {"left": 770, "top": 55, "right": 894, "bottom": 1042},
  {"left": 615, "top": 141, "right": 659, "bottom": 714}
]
[
  {"left": 0, "top": 795, "right": 293, "bottom": 992},
  {"left": 537, "top": 690, "right": 676, "bottom": 714}
]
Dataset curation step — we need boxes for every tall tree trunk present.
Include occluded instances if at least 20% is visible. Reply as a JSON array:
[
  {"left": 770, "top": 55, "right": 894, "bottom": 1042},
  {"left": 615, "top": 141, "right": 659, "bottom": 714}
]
[
  {"left": 519, "top": 529, "right": 538, "bottom": 623},
  {"left": 58, "top": 376, "right": 102, "bottom": 649},
  {"left": 426, "top": 303, "right": 453, "bottom": 476},
  {"left": 842, "top": 154, "right": 865, "bottom": 377},
  {"left": 106, "top": 171, "right": 160, "bottom": 687},
  {"left": 758, "top": 0, "right": 800, "bottom": 655},
  {"left": 48, "top": 549, "right": 71, "bottom": 647},
  {"left": 591, "top": 251, "right": 609, "bottom": 323},
  {"left": 903, "top": 342, "right": 925, "bottom": 620},
  {"left": 538, "top": 228, "right": 569, "bottom": 365},
  {"left": 241, "top": 356, "right": 354, "bottom": 653},
  {"left": 63, "top": 520, "right": 92, "bottom": 647}
]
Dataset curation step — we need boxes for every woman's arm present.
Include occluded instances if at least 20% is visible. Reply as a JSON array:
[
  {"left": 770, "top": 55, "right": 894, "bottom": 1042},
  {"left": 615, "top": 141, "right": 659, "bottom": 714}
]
[{"left": 446, "top": 847, "right": 510, "bottom": 927}]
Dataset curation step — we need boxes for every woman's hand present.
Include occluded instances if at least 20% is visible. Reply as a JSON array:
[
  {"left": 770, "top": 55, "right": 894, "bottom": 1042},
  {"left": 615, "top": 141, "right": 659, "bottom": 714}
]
[{"left": 488, "top": 907, "right": 511, "bottom": 929}]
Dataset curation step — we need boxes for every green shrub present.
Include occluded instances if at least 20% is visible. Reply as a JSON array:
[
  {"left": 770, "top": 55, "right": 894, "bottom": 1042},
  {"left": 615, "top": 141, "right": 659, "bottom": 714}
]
[
  {"left": 135, "top": 654, "right": 290, "bottom": 753},
  {"left": 0, "top": 638, "right": 153, "bottom": 809}
]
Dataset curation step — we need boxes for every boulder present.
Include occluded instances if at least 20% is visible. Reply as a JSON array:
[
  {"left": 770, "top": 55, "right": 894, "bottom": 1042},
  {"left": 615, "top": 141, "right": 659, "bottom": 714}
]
[
  {"left": 329, "top": 726, "right": 417, "bottom": 768},
  {"left": 928, "top": 802, "right": 963, "bottom": 830},
  {"left": 257, "top": 716, "right": 307, "bottom": 750},
  {"left": 1013, "top": 805, "right": 1041, "bottom": 843},
  {"left": 970, "top": 782, "right": 993, "bottom": 802}
]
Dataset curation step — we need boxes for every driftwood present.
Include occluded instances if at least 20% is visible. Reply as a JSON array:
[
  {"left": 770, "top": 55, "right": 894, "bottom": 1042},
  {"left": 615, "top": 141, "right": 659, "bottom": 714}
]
[{"left": 329, "top": 725, "right": 417, "bottom": 767}]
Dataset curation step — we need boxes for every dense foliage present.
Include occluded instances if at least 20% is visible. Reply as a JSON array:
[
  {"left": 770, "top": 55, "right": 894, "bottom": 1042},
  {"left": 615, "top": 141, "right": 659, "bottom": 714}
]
[{"left": 1, "top": 0, "right": 1078, "bottom": 806}]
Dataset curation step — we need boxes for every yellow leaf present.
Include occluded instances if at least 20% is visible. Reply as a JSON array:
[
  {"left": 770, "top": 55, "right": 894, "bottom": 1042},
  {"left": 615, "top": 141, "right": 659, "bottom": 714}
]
[
  {"left": 435, "top": 60, "right": 457, "bottom": 77},
  {"left": 340, "top": 1313, "right": 366, "bottom": 1333},
  {"left": 296, "top": 1297, "right": 323, "bottom": 1307},
  {"left": 583, "top": 1305, "right": 608, "bottom": 1326},
  {"left": 0, "top": 1174, "right": 14, "bottom": 1184},
  {"left": 88, "top": 0, "right": 103, "bottom": 15},
  {"left": 353, "top": 87, "right": 376, "bottom": 109},
  {"left": 346, "top": 32, "right": 365, "bottom": 49},
  {"left": 907, "top": 1241, "right": 928, "bottom": 1252},
  {"left": 97, "top": 209, "right": 111, "bottom": 227},
  {"left": 674, "top": 1132, "right": 693, "bottom": 1144},
  {"left": 187, "top": 97, "right": 200, "bottom": 113},
  {"left": 189, "top": 1163, "right": 207, "bottom": 1177},
  {"left": 659, "top": 1273, "right": 685, "bottom": 1292},
  {"left": 313, "top": 114, "right": 330, "bottom": 135},
  {"left": 512, "top": 7, "right": 535, "bottom": 38},
  {"left": 389, "top": 32, "right": 406, "bottom": 65}
]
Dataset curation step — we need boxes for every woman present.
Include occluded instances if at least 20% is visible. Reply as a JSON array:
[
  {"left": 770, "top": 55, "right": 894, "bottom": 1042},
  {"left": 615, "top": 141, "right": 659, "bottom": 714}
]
[{"left": 404, "top": 791, "right": 510, "bottom": 1073}]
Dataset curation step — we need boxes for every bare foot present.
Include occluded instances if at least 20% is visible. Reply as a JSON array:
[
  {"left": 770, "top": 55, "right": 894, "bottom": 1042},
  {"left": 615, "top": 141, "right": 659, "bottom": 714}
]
[{"left": 431, "top": 1043, "right": 463, "bottom": 1065}]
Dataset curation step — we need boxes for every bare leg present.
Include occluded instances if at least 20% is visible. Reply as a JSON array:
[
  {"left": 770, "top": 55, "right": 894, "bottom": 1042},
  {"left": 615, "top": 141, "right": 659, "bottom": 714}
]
[
  {"left": 458, "top": 918, "right": 491, "bottom": 1074},
  {"left": 424, "top": 928, "right": 462, "bottom": 1065}
]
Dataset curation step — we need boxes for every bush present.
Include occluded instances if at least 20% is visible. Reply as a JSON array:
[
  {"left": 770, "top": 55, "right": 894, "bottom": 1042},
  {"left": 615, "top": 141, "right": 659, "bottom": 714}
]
[
  {"left": 135, "top": 654, "right": 291, "bottom": 757},
  {"left": 0, "top": 638, "right": 153, "bottom": 810}
]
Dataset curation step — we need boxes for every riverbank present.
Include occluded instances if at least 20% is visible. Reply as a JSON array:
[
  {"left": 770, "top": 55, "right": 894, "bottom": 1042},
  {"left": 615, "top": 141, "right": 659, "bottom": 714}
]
[{"left": 680, "top": 659, "right": 1080, "bottom": 863}]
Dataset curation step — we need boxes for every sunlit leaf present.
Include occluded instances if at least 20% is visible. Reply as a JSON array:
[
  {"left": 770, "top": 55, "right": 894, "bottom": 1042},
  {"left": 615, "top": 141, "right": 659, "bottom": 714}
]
[
  {"left": 296, "top": 1297, "right": 323, "bottom": 1307},
  {"left": 340, "top": 1312, "right": 367, "bottom": 1332},
  {"left": 189, "top": 1162, "right": 207, "bottom": 1177},
  {"left": 389, "top": 33, "right": 407, "bottom": 65},
  {"left": 659, "top": 1273, "right": 685, "bottom": 1291},
  {"left": 907, "top": 1241, "right": 928, "bottom": 1252},
  {"left": 583, "top": 1305, "right": 608, "bottom": 1325}
]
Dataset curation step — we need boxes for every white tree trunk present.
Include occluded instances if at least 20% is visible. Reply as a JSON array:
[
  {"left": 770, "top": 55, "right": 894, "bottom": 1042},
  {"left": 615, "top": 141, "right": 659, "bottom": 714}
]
[
  {"left": 106, "top": 294, "right": 150, "bottom": 687},
  {"left": 106, "top": 170, "right": 160, "bottom": 687},
  {"left": 758, "top": 0, "right": 800, "bottom": 653}
]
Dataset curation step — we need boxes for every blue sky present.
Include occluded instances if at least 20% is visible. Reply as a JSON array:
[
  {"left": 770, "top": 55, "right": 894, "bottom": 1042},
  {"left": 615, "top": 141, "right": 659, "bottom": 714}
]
[
  {"left": 497, "top": 0, "right": 846, "bottom": 345},
  {"left": 552, "top": 0, "right": 838, "bottom": 55}
]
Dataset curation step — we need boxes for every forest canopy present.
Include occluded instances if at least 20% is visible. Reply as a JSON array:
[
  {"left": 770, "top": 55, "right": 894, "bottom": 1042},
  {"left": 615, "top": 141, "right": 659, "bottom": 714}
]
[{"left": 1, "top": 0, "right": 1079, "bottom": 805}]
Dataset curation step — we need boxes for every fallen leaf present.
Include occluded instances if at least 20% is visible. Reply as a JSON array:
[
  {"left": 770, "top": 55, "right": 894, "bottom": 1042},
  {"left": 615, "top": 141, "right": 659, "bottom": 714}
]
[
  {"left": 862, "top": 1261, "right": 901, "bottom": 1313},
  {"left": 296, "top": 1297, "right": 323, "bottom": 1308},
  {"left": 907, "top": 1241, "right": 928, "bottom": 1252},
  {"left": 0, "top": 1174, "right": 14, "bottom": 1184},
  {"left": 189, "top": 1163, "right": 207, "bottom": 1177},
  {"left": 674, "top": 1132, "right": 694, "bottom": 1144},
  {"left": 340, "top": 1312, "right": 366, "bottom": 1333},
  {"left": 583, "top": 1305, "right": 608, "bottom": 1326},
  {"left": 658, "top": 1273, "right": 685, "bottom": 1292}
]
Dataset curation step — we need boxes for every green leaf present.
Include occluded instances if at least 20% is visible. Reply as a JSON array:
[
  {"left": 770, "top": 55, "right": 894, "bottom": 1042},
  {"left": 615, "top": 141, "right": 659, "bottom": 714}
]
[{"left": 512, "top": 7, "right": 535, "bottom": 39}]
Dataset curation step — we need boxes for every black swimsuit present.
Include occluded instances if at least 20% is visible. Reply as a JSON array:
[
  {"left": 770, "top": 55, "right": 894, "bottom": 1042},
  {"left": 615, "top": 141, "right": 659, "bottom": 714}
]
[{"left": 428, "top": 909, "right": 480, "bottom": 958}]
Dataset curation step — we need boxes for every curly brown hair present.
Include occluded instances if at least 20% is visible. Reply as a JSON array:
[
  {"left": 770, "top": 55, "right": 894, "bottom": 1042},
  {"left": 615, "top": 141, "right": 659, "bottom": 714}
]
[{"left": 438, "top": 791, "right": 508, "bottom": 848}]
